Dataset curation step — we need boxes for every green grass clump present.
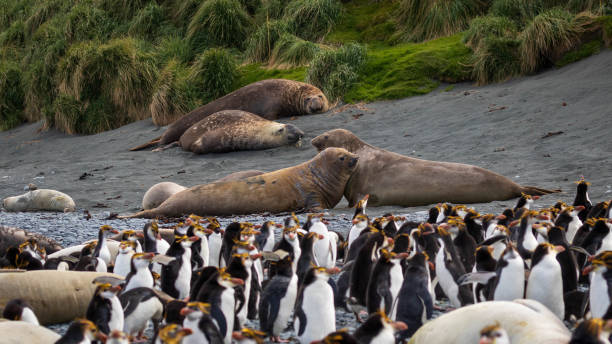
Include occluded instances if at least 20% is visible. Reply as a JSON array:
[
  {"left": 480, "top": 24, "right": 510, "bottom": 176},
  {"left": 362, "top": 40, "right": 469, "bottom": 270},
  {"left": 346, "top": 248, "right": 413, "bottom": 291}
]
[
  {"left": 555, "top": 39, "right": 602, "bottom": 67},
  {"left": 283, "top": 0, "right": 342, "bottom": 41},
  {"left": 98, "top": 0, "right": 148, "bottom": 20},
  {"left": 169, "top": 0, "right": 201, "bottom": 28},
  {"left": 0, "top": 61, "right": 25, "bottom": 130},
  {"left": 489, "top": 0, "right": 541, "bottom": 26},
  {"left": 237, "top": 64, "right": 306, "bottom": 87},
  {"left": 397, "top": 0, "right": 489, "bottom": 41},
  {"left": 64, "top": 2, "right": 114, "bottom": 42},
  {"left": 255, "top": 0, "right": 288, "bottom": 22},
  {"left": 240, "top": 0, "right": 262, "bottom": 15},
  {"left": 0, "top": 19, "right": 25, "bottom": 46},
  {"left": 472, "top": 36, "right": 521, "bottom": 84},
  {"left": 520, "top": 8, "right": 582, "bottom": 73},
  {"left": 190, "top": 48, "right": 238, "bottom": 101},
  {"left": 307, "top": 42, "right": 366, "bottom": 101},
  {"left": 463, "top": 15, "right": 518, "bottom": 49},
  {"left": 24, "top": 0, "right": 62, "bottom": 36},
  {"left": 187, "top": 0, "right": 252, "bottom": 51},
  {"left": 0, "top": 0, "right": 32, "bottom": 31},
  {"left": 245, "top": 20, "right": 291, "bottom": 63},
  {"left": 128, "top": 2, "right": 166, "bottom": 39},
  {"left": 327, "top": 0, "right": 398, "bottom": 44},
  {"left": 155, "top": 36, "right": 193, "bottom": 64},
  {"left": 270, "top": 33, "right": 322, "bottom": 66},
  {"left": 55, "top": 38, "right": 157, "bottom": 134},
  {"left": 150, "top": 59, "right": 199, "bottom": 126},
  {"left": 345, "top": 34, "right": 472, "bottom": 101}
]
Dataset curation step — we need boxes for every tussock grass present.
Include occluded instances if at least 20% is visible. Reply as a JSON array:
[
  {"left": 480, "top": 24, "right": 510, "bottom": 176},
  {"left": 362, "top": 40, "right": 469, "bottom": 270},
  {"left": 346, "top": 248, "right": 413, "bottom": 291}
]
[
  {"left": 170, "top": 0, "right": 202, "bottom": 28},
  {"left": 255, "top": 0, "right": 289, "bottom": 23},
  {"left": 397, "top": 0, "right": 488, "bottom": 41},
  {"left": 463, "top": 15, "right": 518, "bottom": 49},
  {"left": 128, "top": 2, "right": 165, "bottom": 39},
  {"left": 24, "top": 0, "right": 62, "bottom": 36},
  {"left": 245, "top": 20, "right": 291, "bottom": 63},
  {"left": 55, "top": 38, "right": 157, "bottom": 134},
  {"left": 0, "top": 19, "right": 25, "bottom": 46},
  {"left": 190, "top": 48, "right": 238, "bottom": 101},
  {"left": 489, "top": 0, "right": 541, "bottom": 25},
  {"left": 520, "top": 8, "right": 582, "bottom": 73},
  {"left": 155, "top": 36, "right": 192, "bottom": 64},
  {"left": 326, "top": 0, "right": 398, "bottom": 44},
  {"left": 283, "top": 0, "right": 342, "bottom": 41},
  {"left": 472, "top": 36, "right": 521, "bottom": 84},
  {"left": 307, "top": 43, "right": 366, "bottom": 100},
  {"left": 64, "top": 2, "right": 113, "bottom": 42},
  {"left": 240, "top": 0, "right": 262, "bottom": 15},
  {"left": 98, "top": 0, "right": 148, "bottom": 20},
  {"left": 0, "top": 0, "right": 32, "bottom": 31},
  {"left": 150, "top": 59, "right": 197, "bottom": 126},
  {"left": 270, "top": 33, "right": 322, "bottom": 66},
  {"left": 187, "top": 0, "right": 252, "bottom": 50},
  {"left": 0, "top": 61, "right": 25, "bottom": 130}
]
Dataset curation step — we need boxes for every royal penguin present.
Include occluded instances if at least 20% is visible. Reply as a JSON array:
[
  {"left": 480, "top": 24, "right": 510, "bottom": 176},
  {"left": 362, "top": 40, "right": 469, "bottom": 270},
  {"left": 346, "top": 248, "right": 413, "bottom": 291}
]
[
  {"left": 471, "top": 245, "right": 497, "bottom": 303},
  {"left": 255, "top": 221, "right": 281, "bottom": 252},
  {"left": 1, "top": 298, "right": 39, "bottom": 325},
  {"left": 195, "top": 268, "right": 244, "bottom": 344},
  {"left": 294, "top": 266, "right": 340, "bottom": 344},
  {"left": 435, "top": 223, "right": 473, "bottom": 307},
  {"left": 308, "top": 214, "right": 337, "bottom": 268},
  {"left": 366, "top": 248, "right": 407, "bottom": 317},
  {"left": 75, "top": 242, "right": 107, "bottom": 272},
  {"left": 353, "top": 194, "right": 369, "bottom": 219},
  {"left": 569, "top": 318, "right": 612, "bottom": 343},
  {"left": 162, "top": 235, "right": 198, "bottom": 299},
  {"left": 219, "top": 222, "right": 243, "bottom": 268},
  {"left": 582, "top": 219, "right": 612, "bottom": 255},
  {"left": 395, "top": 251, "right": 434, "bottom": 339},
  {"left": 353, "top": 311, "right": 408, "bottom": 344},
  {"left": 93, "top": 225, "right": 119, "bottom": 267},
  {"left": 206, "top": 218, "right": 224, "bottom": 268},
  {"left": 259, "top": 253, "right": 298, "bottom": 342},
  {"left": 154, "top": 324, "right": 193, "bottom": 344},
  {"left": 143, "top": 221, "right": 170, "bottom": 255},
  {"left": 273, "top": 226, "right": 301, "bottom": 274},
  {"left": 583, "top": 251, "right": 612, "bottom": 318},
  {"left": 555, "top": 206, "right": 584, "bottom": 244},
  {"left": 348, "top": 213, "right": 370, "bottom": 252},
  {"left": 119, "top": 287, "right": 165, "bottom": 339},
  {"left": 120, "top": 229, "right": 144, "bottom": 253},
  {"left": 180, "top": 301, "right": 223, "bottom": 344},
  {"left": 226, "top": 252, "right": 256, "bottom": 328},
  {"left": 113, "top": 241, "right": 137, "bottom": 278},
  {"left": 296, "top": 231, "right": 324, "bottom": 284},
  {"left": 573, "top": 177, "right": 592, "bottom": 221},
  {"left": 463, "top": 208, "right": 484, "bottom": 243},
  {"left": 86, "top": 282, "right": 124, "bottom": 335},
  {"left": 446, "top": 217, "right": 477, "bottom": 272},
  {"left": 191, "top": 223, "right": 212, "bottom": 270},
  {"left": 478, "top": 323, "right": 510, "bottom": 344},
  {"left": 15, "top": 239, "right": 45, "bottom": 270},
  {"left": 514, "top": 210, "right": 540, "bottom": 262},
  {"left": 123, "top": 252, "right": 155, "bottom": 292},
  {"left": 311, "top": 330, "right": 358, "bottom": 344},
  {"left": 55, "top": 318, "right": 101, "bottom": 344},
  {"left": 525, "top": 243, "right": 565, "bottom": 319}
]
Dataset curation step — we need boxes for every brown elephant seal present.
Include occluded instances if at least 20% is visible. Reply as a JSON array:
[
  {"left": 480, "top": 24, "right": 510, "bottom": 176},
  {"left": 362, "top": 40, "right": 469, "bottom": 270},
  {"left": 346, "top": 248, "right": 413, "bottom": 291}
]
[
  {"left": 0, "top": 226, "right": 63, "bottom": 255},
  {"left": 141, "top": 170, "right": 265, "bottom": 210},
  {"left": 122, "top": 147, "right": 358, "bottom": 218},
  {"left": 311, "top": 129, "right": 560, "bottom": 207},
  {"left": 2, "top": 189, "right": 76, "bottom": 212},
  {"left": 0, "top": 270, "right": 120, "bottom": 325},
  {"left": 0, "top": 320, "right": 61, "bottom": 343},
  {"left": 131, "top": 79, "right": 328, "bottom": 150},
  {"left": 179, "top": 110, "right": 304, "bottom": 154}
]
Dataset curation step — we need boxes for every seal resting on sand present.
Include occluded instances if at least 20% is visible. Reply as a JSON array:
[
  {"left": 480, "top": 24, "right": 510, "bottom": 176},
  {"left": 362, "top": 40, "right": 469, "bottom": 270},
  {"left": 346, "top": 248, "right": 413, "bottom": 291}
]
[
  {"left": 311, "top": 129, "right": 560, "bottom": 207},
  {"left": 179, "top": 110, "right": 304, "bottom": 154},
  {"left": 131, "top": 79, "right": 328, "bottom": 151},
  {"left": 2, "top": 189, "right": 76, "bottom": 212},
  {"left": 0, "top": 226, "right": 63, "bottom": 255},
  {"left": 141, "top": 170, "right": 265, "bottom": 210},
  {"left": 122, "top": 147, "right": 358, "bottom": 218}
]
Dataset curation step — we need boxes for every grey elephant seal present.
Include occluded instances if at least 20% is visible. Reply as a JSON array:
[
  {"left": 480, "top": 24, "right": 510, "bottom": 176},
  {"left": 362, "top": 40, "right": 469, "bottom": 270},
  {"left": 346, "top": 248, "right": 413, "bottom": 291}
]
[
  {"left": 408, "top": 300, "right": 570, "bottom": 344},
  {"left": 0, "top": 320, "right": 60, "bottom": 343},
  {"left": 141, "top": 170, "right": 265, "bottom": 210},
  {"left": 179, "top": 110, "right": 304, "bottom": 154},
  {"left": 122, "top": 147, "right": 358, "bottom": 218},
  {"left": 131, "top": 79, "right": 328, "bottom": 150},
  {"left": 0, "top": 226, "right": 63, "bottom": 255},
  {"left": 311, "top": 129, "right": 560, "bottom": 207},
  {"left": 2, "top": 189, "right": 76, "bottom": 212}
]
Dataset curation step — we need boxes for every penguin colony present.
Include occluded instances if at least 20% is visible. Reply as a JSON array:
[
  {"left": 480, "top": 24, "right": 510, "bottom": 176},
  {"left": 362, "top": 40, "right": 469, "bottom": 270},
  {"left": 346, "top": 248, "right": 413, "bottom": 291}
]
[{"left": 1, "top": 179, "right": 612, "bottom": 343}]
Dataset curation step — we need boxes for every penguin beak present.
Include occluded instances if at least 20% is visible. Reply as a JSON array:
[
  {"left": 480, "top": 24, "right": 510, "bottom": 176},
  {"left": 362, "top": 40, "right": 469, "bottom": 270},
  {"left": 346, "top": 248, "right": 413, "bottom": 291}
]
[
  {"left": 254, "top": 225, "right": 262, "bottom": 229},
  {"left": 250, "top": 253, "right": 262, "bottom": 260},
  {"left": 110, "top": 229, "right": 119, "bottom": 234},
  {"left": 533, "top": 196, "right": 540, "bottom": 200},
  {"left": 554, "top": 245, "right": 565, "bottom": 253},
  {"left": 396, "top": 252, "right": 410, "bottom": 259},
  {"left": 232, "top": 331, "right": 245, "bottom": 340},
  {"left": 318, "top": 234, "right": 324, "bottom": 240},
  {"left": 231, "top": 278, "right": 245, "bottom": 286},
  {"left": 179, "top": 307, "right": 194, "bottom": 316},
  {"left": 136, "top": 232, "right": 144, "bottom": 238},
  {"left": 479, "top": 338, "right": 493, "bottom": 344},
  {"left": 189, "top": 236, "right": 200, "bottom": 242},
  {"left": 386, "top": 237, "right": 394, "bottom": 246},
  {"left": 325, "top": 267, "right": 341, "bottom": 275},
  {"left": 110, "top": 285, "right": 122, "bottom": 293},
  {"left": 96, "top": 333, "right": 108, "bottom": 343},
  {"left": 428, "top": 261, "right": 435, "bottom": 271},
  {"left": 392, "top": 321, "right": 408, "bottom": 331},
  {"left": 275, "top": 223, "right": 284, "bottom": 228},
  {"left": 582, "top": 265, "right": 594, "bottom": 275}
]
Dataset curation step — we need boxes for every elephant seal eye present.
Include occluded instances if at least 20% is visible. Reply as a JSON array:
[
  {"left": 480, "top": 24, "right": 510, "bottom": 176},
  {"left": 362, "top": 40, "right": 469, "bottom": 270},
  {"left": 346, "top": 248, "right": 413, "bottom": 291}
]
[
  {"left": 339, "top": 157, "right": 345, "bottom": 161},
  {"left": 324, "top": 136, "right": 329, "bottom": 140}
]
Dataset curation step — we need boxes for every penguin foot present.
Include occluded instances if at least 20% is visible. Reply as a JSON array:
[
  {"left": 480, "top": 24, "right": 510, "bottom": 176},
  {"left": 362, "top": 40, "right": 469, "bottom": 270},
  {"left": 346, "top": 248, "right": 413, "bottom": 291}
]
[{"left": 271, "top": 336, "right": 289, "bottom": 342}]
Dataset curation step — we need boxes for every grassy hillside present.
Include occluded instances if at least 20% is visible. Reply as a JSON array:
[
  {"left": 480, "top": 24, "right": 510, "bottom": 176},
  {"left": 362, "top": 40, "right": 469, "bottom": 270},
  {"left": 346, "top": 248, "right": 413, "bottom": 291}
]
[{"left": 0, "top": 0, "right": 610, "bottom": 133}]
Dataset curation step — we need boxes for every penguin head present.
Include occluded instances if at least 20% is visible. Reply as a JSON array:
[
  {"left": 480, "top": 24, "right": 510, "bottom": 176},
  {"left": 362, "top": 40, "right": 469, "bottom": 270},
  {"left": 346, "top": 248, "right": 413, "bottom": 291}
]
[
  {"left": 311, "top": 329, "right": 358, "bottom": 344},
  {"left": 72, "top": 318, "right": 100, "bottom": 342},
  {"left": 193, "top": 223, "right": 213, "bottom": 238},
  {"left": 574, "top": 176, "right": 590, "bottom": 192},
  {"left": 446, "top": 216, "right": 465, "bottom": 235},
  {"left": 131, "top": 252, "right": 154, "bottom": 269},
  {"left": 179, "top": 301, "right": 211, "bottom": 321},
  {"left": 475, "top": 245, "right": 495, "bottom": 261},
  {"left": 312, "top": 265, "right": 340, "bottom": 281},
  {"left": 570, "top": 318, "right": 612, "bottom": 344},
  {"left": 218, "top": 268, "right": 245, "bottom": 287},
  {"left": 233, "top": 239, "right": 256, "bottom": 254},
  {"left": 95, "top": 282, "right": 121, "bottom": 298},
  {"left": 240, "top": 222, "right": 260, "bottom": 242},
  {"left": 118, "top": 240, "right": 137, "bottom": 254},
  {"left": 357, "top": 311, "right": 408, "bottom": 339},
  {"left": 99, "top": 225, "right": 119, "bottom": 237},
  {"left": 583, "top": 251, "right": 612, "bottom": 275},
  {"left": 479, "top": 323, "right": 509, "bottom": 344},
  {"left": 157, "top": 324, "right": 193, "bottom": 344},
  {"left": 175, "top": 234, "right": 199, "bottom": 248},
  {"left": 231, "top": 328, "right": 266, "bottom": 344},
  {"left": 352, "top": 213, "right": 369, "bottom": 227},
  {"left": 2, "top": 298, "right": 37, "bottom": 323},
  {"left": 107, "top": 330, "right": 129, "bottom": 344},
  {"left": 283, "top": 226, "right": 299, "bottom": 242},
  {"left": 452, "top": 205, "right": 469, "bottom": 218}
]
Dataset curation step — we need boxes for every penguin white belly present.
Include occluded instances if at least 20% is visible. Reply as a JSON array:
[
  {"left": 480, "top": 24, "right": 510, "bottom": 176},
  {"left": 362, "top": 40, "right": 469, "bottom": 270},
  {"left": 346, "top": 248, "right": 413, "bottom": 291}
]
[
  {"left": 175, "top": 255, "right": 192, "bottom": 299},
  {"left": 156, "top": 239, "right": 170, "bottom": 255},
  {"left": 263, "top": 231, "right": 275, "bottom": 252},
  {"left": 125, "top": 270, "right": 154, "bottom": 291},
  {"left": 99, "top": 244, "right": 112, "bottom": 266},
  {"left": 526, "top": 256, "right": 564, "bottom": 319},
  {"left": 237, "top": 271, "right": 252, "bottom": 326},
  {"left": 124, "top": 297, "right": 162, "bottom": 336},
  {"left": 291, "top": 243, "right": 301, "bottom": 273},
  {"left": 21, "top": 307, "right": 39, "bottom": 325},
  {"left": 273, "top": 275, "right": 298, "bottom": 335},
  {"left": 435, "top": 248, "right": 460, "bottom": 307},
  {"left": 492, "top": 242, "right": 506, "bottom": 260},
  {"left": 95, "top": 258, "right": 108, "bottom": 273},
  {"left": 57, "top": 261, "right": 70, "bottom": 271},
  {"left": 523, "top": 231, "right": 538, "bottom": 252},
  {"left": 209, "top": 234, "right": 222, "bottom": 267},
  {"left": 597, "top": 233, "right": 612, "bottom": 254},
  {"left": 347, "top": 225, "right": 364, "bottom": 252},
  {"left": 328, "top": 232, "right": 338, "bottom": 267},
  {"left": 297, "top": 279, "right": 335, "bottom": 343},
  {"left": 108, "top": 296, "right": 125, "bottom": 332},
  {"left": 590, "top": 271, "right": 610, "bottom": 318},
  {"left": 113, "top": 253, "right": 133, "bottom": 277},
  {"left": 370, "top": 327, "right": 395, "bottom": 344},
  {"left": 220, "top": 288, "right": 236, "bottom": 344},
  {"left": 313, "top": 236, "right": 332, "bottom": 268},
  {"left": 198, "top": 238, "right": 209, "bottom": 267},
  {"left": 389, "top": 262, "right": 404, "bottom": 319},
  {"left": 566, "top": 218, "right": 582, "bottom": 244},
  {"left": 183, "top": 318, "right": 209, "bottom": 344},
  {"left": 494, "top": 257, "right": 524, "bottom": 301}
]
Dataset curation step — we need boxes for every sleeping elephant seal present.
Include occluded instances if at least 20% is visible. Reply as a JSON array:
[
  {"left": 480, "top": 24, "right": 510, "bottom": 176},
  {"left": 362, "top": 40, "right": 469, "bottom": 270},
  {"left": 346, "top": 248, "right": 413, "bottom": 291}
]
[
  {"left": 180, "top": 110, "right": 304, "bottom": 154},
  {"left": 122, "top": 147, "right": 358, "bottom": 218},
  {"left": 2, "top": 189, "right": 76, "bottom": 212},
  {"left": 141, "top": 170, "right": 265, "bottom": 210},
  {"left": 0, "top": 320, "right": 60, "bottom": 343},
  {"left": 408, "top": 300, "right": 570, "bottom": 344},
  {"left": 0, "top": 270, "right": 120, "bottom": 325},
  {"left": 311, "top": 129, "right": 560, "bottom": 207},
  {"left": 131, "top": 79, "right": 328, "bottom": 150},
  {"left": 0, "top": 226, "right": 63, "bottom": 255}
]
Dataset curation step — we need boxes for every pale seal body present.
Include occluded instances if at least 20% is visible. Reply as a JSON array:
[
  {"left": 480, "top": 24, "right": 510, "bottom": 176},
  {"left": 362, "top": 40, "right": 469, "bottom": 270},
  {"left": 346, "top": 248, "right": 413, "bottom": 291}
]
[
  {"left": 0, "top": 320, "right": 61, "bottom": 343},
  {"left": 311, "top": 129, "right": 559, "bottom": 207},
  {"left": 141, "top": 171, "right": 265, "bottom": 210},
  {"left": 408, "top": 300, "right": 570, "bottom": 344},
  {"left": 179, "top": 110, "right": 304, "bottom": 154},
  {"left": 124, "top": 147, "right": 358, "bottom": 218},
  {"left": 2, "top": 189, "right": 76, "bottom": 212},
  {"left": 160, "top": 79, "right": 328, "bottom": 145}
]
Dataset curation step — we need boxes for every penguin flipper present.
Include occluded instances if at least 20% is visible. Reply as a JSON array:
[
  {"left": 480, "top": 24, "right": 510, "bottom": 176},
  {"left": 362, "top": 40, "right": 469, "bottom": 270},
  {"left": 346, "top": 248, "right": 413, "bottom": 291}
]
[
  {"left": 295, "top": 307, "right": 307, "bottom": 336},
  {"left": 457, "top": 271, "right": 496, "bottom": 285},
  {"left": 210, "top": 304, "right": 227, "bottom": 338},
  {"left": 203, "top": 318, "right": 225, "bottom": 343}
]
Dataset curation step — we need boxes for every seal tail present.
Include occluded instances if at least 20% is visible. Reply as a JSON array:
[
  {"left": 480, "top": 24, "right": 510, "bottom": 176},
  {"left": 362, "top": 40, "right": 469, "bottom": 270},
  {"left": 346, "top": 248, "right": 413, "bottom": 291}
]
[
  {"left": 129, "top": 136, "right": 161, "bottom": 151},
  {"left": 520, "top": 185, "right": 562, "bottom": 196},
  {"left": 118, "top": 209, "right": 158, "bottom": 219}
]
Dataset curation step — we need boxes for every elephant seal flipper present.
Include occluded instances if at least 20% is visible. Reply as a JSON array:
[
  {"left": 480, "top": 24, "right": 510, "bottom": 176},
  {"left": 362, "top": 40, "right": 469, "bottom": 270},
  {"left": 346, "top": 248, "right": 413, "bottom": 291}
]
[{"left": 311, "top": 129, "right": 560, "bottom": 207}]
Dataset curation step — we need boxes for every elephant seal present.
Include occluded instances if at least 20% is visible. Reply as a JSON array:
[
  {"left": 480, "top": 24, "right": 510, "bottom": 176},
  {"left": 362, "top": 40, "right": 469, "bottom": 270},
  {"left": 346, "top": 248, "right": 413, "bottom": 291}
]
[
  {"left": 141, "top": 170, "right": 265, "bottom": 210},
  {"left": 179, "top": 110, "right": 304, "bottom": 154},
  {"left": 311, "top": 129, "right": 560, "bottom": 207},
  {"left": 2, "top": 189, "right": 76, "bottom": 212},
  {"left": 0, "top": 320, "right": 61, "bottom": 343},
  {"left": 122, "top": 147, "right": 358, "bottom": 218},
  {"left": 0, "top": 270, "right": 120, "bottom": 325},
  {"left": 408, "top": 300, "right": 570, "bottom": 344},
  {"left": 131, "top": 79, "right": 328, "bottom": 150},
  {"left": 0, "top": 226, "right": 63, "bottom": 255}
]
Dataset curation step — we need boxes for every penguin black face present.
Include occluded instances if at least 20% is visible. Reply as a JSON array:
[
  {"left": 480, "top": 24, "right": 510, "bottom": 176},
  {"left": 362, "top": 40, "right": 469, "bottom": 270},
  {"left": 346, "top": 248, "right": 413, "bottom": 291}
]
[
  {"left": 157, "top": 324, "right": 193, "bottom": 344},
  {"left": 72, "top": 318, "right": 99, "bottom": 341}
]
